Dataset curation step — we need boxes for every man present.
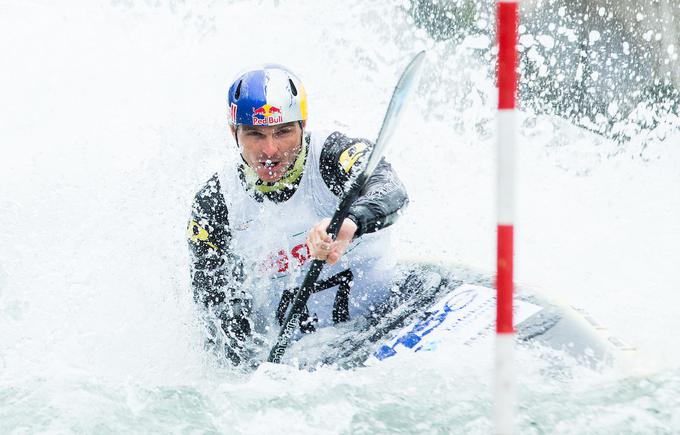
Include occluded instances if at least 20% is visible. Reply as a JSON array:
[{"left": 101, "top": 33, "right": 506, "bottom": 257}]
[{"left": 187, "top": 65, "right": 408, "bottom": 364}]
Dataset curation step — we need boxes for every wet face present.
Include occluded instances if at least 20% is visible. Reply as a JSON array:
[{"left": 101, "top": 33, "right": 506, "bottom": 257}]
[{"left": 233, "top": 121, "right": 305, "bottom": 183}]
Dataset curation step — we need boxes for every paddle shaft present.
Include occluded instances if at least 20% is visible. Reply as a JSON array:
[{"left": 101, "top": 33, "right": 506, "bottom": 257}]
[{"left": 267, "top": 174, "right": 365, "bottom": 363}]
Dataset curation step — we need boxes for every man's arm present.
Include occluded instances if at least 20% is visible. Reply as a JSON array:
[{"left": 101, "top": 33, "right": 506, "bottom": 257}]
[
  {"left": 187, "top": 173, "right": 238, "bottom": 308},
  {"left": 319, "top": 131, "right": 409, "bottom": 237},
  {"left": 307, "top": 131, "right": 408, "bottom": 264},
  {"left": 187, "top": 174, "right": 253, "bottom": 362}
]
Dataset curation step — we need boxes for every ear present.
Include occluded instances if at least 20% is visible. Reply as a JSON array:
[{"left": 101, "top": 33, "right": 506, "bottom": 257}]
[
  {"left": 300, "top": 120, "right": 307, "bottom": 130},
  {"left": 229, "top": 125, "right": 238, "bottom": 138}
]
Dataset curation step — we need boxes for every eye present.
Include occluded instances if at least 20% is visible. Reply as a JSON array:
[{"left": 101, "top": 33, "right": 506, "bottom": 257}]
[{"left": 275, "top": 127, "right": 293, "bottom": 137}]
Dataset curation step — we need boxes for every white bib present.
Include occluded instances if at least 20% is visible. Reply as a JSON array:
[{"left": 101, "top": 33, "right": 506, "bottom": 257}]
[{"left": 218, "top": 131, "right": 395, "bottom": 330}]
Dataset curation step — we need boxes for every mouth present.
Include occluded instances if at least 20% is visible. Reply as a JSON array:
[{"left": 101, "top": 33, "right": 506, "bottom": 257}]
[{"left": 256, "top": 159, "right": 284, "bottom": 178}]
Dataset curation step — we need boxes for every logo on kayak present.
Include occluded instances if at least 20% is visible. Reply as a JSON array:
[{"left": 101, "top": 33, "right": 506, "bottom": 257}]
[
  {"left": 373, "top": 287, "right": 479, "bottom": 360},
  {"left": 252, "top": 104, "right": 283, "bottom": 125}
]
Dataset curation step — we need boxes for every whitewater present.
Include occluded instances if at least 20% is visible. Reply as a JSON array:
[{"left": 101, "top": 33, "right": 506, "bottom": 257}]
[{"left": 1, "top": 1, "right": 679, "bottom": 433}]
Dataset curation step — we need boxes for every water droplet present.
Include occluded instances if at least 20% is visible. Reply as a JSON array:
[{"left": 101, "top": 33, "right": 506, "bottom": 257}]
[
  {"left": 588, "top": 30, "right": 601, "bottom": 45},
  {"left": 607, "top": 102, "right": 619, "bottom": 117}
]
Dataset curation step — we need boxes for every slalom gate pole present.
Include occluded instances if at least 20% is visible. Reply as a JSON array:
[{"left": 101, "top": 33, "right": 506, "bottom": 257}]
[{"left": 495, "top": 0, "right": 518, "bottom": 434}]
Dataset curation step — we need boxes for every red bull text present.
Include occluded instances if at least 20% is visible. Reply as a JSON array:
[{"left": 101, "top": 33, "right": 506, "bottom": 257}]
[{"left": 252, "top": 104, "right": 283, "bottom": 125}]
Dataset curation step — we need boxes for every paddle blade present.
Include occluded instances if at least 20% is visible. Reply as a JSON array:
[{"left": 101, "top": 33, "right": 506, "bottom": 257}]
[{"left": 364, "top": 50, "right": 427, "bottom": 178}]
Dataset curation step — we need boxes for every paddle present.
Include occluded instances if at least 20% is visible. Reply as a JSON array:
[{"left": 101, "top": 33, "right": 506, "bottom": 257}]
[{"left": 267, "top": 50, "right": 427, "bottom": 364}]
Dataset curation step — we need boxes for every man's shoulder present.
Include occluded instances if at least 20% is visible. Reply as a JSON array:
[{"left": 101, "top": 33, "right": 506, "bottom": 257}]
[
  {"left": 309, "top": 130, "right": 373, "bottom": 196},
  {"left": 317, "top": 131, "right": 373, "bottom": 160},
  {"left": 188, "top": 172, "right": 230, "bottom": 254},
  {"left": 191, "top": 172, "right": 228, "bottom": 220},
  {"left": 194, "top": 172, "right": 221, "bottom": 199},
  {"left": 310, "top": 130, "right": 372, "bottom": 150}
]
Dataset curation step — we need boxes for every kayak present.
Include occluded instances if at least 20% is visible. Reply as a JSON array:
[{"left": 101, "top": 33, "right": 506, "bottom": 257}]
[{"left": 281, "top": 260, "right": 637, "bottom": 370}]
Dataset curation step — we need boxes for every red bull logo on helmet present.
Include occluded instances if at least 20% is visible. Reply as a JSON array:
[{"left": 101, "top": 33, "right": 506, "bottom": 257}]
[{"left": 252, "top": 104, "right": 283, "bottom": 125}]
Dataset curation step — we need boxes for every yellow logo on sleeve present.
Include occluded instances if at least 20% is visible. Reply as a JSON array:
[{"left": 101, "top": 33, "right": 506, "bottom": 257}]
[
  {"left": 187, "top": 220, "right": 218, "bottom": 251},
  {"left": 339, "top": 142, "right": 368, "bottom": 174}
]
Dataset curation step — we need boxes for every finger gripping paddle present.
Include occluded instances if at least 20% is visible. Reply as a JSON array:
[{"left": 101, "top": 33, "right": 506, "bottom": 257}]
[{"left": 267, "top": 50, "right": 427, "bottom": 364}]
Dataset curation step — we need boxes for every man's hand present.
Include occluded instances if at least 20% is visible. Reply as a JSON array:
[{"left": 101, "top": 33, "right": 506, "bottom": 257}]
[{"left": 306, "top": 218, "right": 358, "bottom": 265}]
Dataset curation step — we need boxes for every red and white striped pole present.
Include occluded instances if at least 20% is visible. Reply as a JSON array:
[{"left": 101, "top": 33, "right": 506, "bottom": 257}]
[{"left": 495, "top": 0, "right": 519, "bottom": 434}]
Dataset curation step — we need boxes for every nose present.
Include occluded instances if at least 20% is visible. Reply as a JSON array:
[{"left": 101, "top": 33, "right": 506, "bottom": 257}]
[{"left": 261, "top": 134, "right": 278, "bottom": 157}]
